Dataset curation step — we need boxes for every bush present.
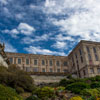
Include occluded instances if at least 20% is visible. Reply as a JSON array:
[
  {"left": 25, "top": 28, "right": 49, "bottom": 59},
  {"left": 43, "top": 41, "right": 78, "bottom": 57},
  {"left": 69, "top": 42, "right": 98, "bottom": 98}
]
[
  {"left": 81, "top": 88, "right": 100, "bottom": 97},
  {"left": 16, "top": 87, "right": 24, "bottom": 94},
  {"left": 70, "top": 96, "right": 83, "bottom": 100},
  {"left": 56, "top": 86, "right": 65, "bottom": 92},
  {"left": 95, "top": 76, "right": 100, "bottom": 81},
  {"left": 90, "top": 82, "right": 100, "bottom": 88},
  {"left": 0, "top": 84, "right": 22, "bottom": 100},
  {"left": 59, "top": 79, "right": 75, "bottom": 87},
  {"left": 32, "top": 86, "right": 55, "bottom": 100},
  {"left": 66, "top": 82, "right": 90, "bottom": 94},
  {"left": 26, "top": 95, "right": 40, "bottom": 100},
  {"left": 0, "top": 65, "right": 35, "bottom": 93}
]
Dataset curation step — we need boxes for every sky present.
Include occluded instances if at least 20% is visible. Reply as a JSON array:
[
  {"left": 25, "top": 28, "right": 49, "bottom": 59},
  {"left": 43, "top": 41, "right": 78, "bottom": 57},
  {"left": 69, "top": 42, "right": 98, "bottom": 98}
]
[{"left": 0, "top": 0, "right": 100, "bottom": 56}]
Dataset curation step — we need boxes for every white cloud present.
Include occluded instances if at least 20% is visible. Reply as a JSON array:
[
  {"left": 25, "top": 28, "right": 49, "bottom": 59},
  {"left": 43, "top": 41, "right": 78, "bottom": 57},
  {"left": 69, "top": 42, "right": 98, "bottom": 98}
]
[
  {"left": 24, "top": 46, "right": 66, "bottom": 56},
  {"left": 3, "top": 23, "right": 35, "bottom": 38},
  {"left": 44, "top": 0, "right": 100, "bottom": 42},
  {"left": 18, "top": 23, "right": 35, "bottom": 35},
  {"left": 0, "top": 0, "right": 8, "bottom": 5},
  {"left": 2, "top": 29, "right": 19, "bottom": 38},
  {"left": 52, "top": 41, "right": 67, "bottom": 49},
  {"left": 54, "top": 34, "right": 74, "bottom": 41},
  {"left": 22, "top": 33, "right": 51, "bottom": 44},
  {"left": 5, "top": 43, "right": 17, "bottom": 52}
]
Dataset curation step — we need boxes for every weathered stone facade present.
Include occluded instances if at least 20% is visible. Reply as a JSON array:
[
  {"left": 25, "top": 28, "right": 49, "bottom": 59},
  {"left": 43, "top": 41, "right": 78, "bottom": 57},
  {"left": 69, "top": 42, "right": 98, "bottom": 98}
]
[
  {"left": 6, "top": 52, "right": 68, "bottom": 73},
  {"left": 6, "top": 40, "right": 100, "bottom": 78},
  {"left": 68, "top": 40, "right": 100, "bottom": 78}
]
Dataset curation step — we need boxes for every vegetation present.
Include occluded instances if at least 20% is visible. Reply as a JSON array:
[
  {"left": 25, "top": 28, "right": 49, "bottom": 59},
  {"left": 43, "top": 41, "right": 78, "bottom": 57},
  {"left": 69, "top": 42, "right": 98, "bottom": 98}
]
[
  {"left": 70, "top": 96, "right": 83, "bottom": 100},
  {"left": 0, "top": 84, "right": 22, "bottom": 100},
  {"left": 0, "top": 65, "right": 35, "bottom": 94}
]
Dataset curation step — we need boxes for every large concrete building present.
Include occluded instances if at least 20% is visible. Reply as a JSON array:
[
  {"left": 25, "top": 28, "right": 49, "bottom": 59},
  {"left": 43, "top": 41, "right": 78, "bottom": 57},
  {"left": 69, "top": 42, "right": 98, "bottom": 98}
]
[
  {"left": 6, "top": 40, "right": 100, "bottom": 78},
  {"left": 6, "top": 52, "right": 68, "bottom": 73},
  {"left": 68, "top": 40, "right": 100, "bottom": 78}
]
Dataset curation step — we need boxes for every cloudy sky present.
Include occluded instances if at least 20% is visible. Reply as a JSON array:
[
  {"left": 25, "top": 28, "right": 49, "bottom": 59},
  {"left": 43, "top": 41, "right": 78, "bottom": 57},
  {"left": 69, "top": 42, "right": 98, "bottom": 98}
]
[{"left": 0, "top": 0, "right": 100, "bottom": 56}]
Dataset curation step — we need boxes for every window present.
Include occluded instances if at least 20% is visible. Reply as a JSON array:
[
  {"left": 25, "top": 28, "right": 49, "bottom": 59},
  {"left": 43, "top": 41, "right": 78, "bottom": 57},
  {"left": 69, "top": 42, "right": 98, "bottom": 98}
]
[
  {"left": 79, "top": 49, "right": 82, "bottom": 55},
  {"left": 88, "top": 54, "right": 92, "bottom": 61},
  {"left": 49, "top": 60, "right": 53, "bottom": 66},
  {"left": 75, "top": 53, "right": 77, "bottom": 59},
  {"left": 26, "top": 59, "right": 29, "bottom": 65},
  {"left": 63, "top": 69, "right": 68, "bottom": 73},
  {"left": 42, "top": 68, "right": 45, "bottom": 72},
  {"left": 18, "top": 58, "right": 21, "bottom": 64},
  {"left": 34, "top": 59, "right": 38, "bottom": 65},
  {"left": 9, "top": 58, "right": 13, "bottom": 64},
  {"left": 63, "top": 61, "right": 67, "bottom": 66},
  {"left": 57, "top": 69, "right": 60, "bottom": 72},
  {"left": 50, "top": 68, "right": 53, "bottom": 72},
  {"left": 90, "top": 68, "right": 94, "bottom": 74},
  {"left": 56, "top": 61, "right": 60, "bottom": 66},
  {"left": 97, "top": 68, "right": 100, "bottom": 74},
  {"left": 83, "top": 70, "right": 86, "bottom": 76},
  {"left": 81, "top": 56, "right": 83, "bottom": 63},
  {"left": 26, "top": 67, "right": 31, "bottom": 72},
  {"left": 33, "top": 67, "right": 38, "bottom": 72},
  {"left": 95, "top": 54, "right": 99, "bottom": 61},
  {"left": 86, "top": 46, "right": 90, "bottom": 53},
  {"left": 42, "top": 60, "right": 45, "bottom": 65},
  {"left": 93, "top": 47, "right": 97, "bottom": 53}
]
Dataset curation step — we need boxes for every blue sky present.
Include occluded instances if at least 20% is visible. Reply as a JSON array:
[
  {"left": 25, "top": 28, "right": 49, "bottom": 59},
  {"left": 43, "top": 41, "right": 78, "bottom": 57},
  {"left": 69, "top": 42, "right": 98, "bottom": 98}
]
[{"left": 0, "top": 0, "right": 100, "bottom": 56}]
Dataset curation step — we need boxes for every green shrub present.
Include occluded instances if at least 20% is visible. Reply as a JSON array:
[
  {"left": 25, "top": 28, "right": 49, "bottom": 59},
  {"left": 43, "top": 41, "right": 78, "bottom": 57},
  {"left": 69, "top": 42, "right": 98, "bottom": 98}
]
[
  {"left": 57, "top": 86, "right": 65, "bottom": 92},
  {"left": 0, "top": 65, "right": 35, "bottom": 93},
  {"left": 81, "top": 88, "right": 100, "bottom": 97},
  {"left": 90, "top": 82, "right": 100, "bottom": 88},
  {"left": 16, "top": 87, "right": 24, "bottom": 94},
  {"left": 59, "top": 79, "right": 75, "bottom": 87},
  {"left": 32, "top": 86, "right": 55, "bottom": 100},
  {"left": 66, "top": 82, "right": 90, "bottom": 94},
  {"left": 26, "top": 95, "right": 40, "bottom": 100},
  {"left": 70, "top": 96, "right": 83, "bottom": 100},
  {"left": 0, "top": 84, "right": 23, "bottom": 100},
  {"left": 95, "top": 76, "right": 100, "bottom": 81}
]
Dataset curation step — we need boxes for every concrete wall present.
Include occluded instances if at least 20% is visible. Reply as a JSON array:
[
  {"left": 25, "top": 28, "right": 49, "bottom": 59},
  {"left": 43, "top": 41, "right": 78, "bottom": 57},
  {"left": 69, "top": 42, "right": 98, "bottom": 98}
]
[
  {"left": 31, "top": 75, "right": 67, "bottom": 84},
  {"left": 0, "top": 54, "right": 8, "bottom": 67}
]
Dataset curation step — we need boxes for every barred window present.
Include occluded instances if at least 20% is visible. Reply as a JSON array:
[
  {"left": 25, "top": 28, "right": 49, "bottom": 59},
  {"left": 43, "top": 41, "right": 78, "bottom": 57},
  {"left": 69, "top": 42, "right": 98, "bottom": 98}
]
[
  {"left": 93, "top": 47, "right": 97, "bottom": 53},
  {"left": 97, "top": 68, "right": 100, "bottom": 74},
  {"left": 42, "top": 68, "right": 45, "bottom": 72},
  {"left": 9, "top": 58, "right": 13, "bottom": 64},
  {"left": 90, "top": 68, "right": 94, "bottom": 74},
  {"left": 42, "top": 60, "right": 45, "bottom": 65},
  {"left": 49, "top": 60, "right": 53, "bottom": 66},
  {"left": 26, "top": 59, "right": 29, "bottom": 65},
  {"left": 56, "top": 61, "right": 60, "bottom": 66},
  {"left": 34, "top": 59, "right": 38, "bottom": 65},
  {"left": 50, "top": 68, "right": 53, "bottom": 72},
  {"left": 18, "top": 58, "right": 21, "bottom": 64},
  {"left": 33, "top": 67, "right": 38, "bottom": 72},
  {"left": 86, "top": 46, "right": 90, "bottom": 53},
  {"left": 63, "top": 61, "right": 67, "bottom": 66},
  {"left": 57, "top": 69, "right": 60, "bottom": 72},
  {"left": 79, "top": 49, "right": 82, "bottom": 55}
]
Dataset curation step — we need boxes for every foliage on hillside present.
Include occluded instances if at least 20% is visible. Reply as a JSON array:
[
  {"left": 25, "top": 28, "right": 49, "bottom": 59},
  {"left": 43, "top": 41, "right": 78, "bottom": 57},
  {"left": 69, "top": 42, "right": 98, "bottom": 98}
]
[
  {"left": 0, "top": 65, "right": 35, "bottom": 93},
  {"left": 0, "top": 84, "right": 22, "bottom": 100}
]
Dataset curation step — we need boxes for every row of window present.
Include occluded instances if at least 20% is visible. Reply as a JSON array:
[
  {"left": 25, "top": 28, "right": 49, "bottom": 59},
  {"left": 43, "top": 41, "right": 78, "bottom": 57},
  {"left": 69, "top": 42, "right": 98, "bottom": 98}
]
[
  {"left": 25, "top": 67, "right": 68, "bottom": 73},
  {"left": 83, "top": 67, "right": 100, "bottom": 76},
  {"left": 9, "top": 58, "right": 67, "bottom": 66},
  {"left": 86, "top": 46, "right": 99, "bottom": 61}
]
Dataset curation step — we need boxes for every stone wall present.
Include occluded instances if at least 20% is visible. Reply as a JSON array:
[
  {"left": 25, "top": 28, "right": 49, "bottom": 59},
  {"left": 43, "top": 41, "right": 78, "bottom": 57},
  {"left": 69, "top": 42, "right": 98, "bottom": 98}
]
[{"left": 31, "top": 75, "right": 67, "bottom": 84}]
